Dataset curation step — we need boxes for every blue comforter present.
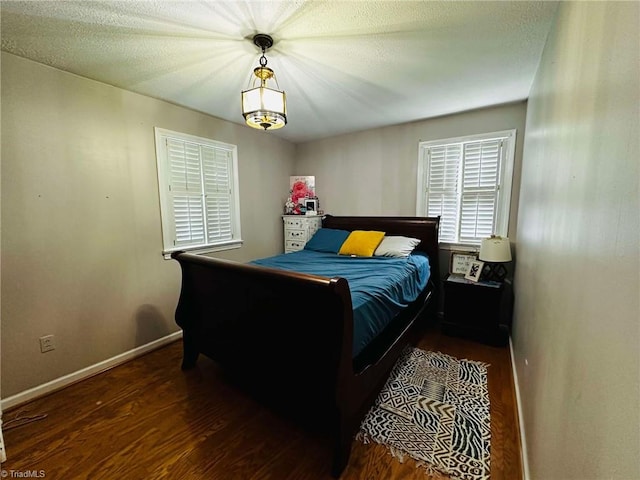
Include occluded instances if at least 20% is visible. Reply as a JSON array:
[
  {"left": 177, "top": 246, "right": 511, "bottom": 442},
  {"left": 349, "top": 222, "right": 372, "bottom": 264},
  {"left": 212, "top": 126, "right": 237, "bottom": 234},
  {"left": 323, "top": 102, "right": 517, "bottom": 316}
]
[{"left": 250, "top": 250, "right": 430, "bottom": 357}]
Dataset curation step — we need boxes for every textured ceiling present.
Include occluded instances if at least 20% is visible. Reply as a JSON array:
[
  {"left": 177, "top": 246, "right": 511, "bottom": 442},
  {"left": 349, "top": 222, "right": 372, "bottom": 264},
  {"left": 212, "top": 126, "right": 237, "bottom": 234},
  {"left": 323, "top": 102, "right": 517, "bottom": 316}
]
[{"left": 0, "top": 1, "right": 558, "bottom": 143}]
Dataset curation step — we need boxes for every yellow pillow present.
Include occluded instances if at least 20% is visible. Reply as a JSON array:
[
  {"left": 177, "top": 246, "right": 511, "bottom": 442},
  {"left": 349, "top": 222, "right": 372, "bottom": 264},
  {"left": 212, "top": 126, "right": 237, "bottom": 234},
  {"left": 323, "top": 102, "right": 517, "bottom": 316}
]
[{"left": 338, "top": 230, "right": 386, "bottom": 257}]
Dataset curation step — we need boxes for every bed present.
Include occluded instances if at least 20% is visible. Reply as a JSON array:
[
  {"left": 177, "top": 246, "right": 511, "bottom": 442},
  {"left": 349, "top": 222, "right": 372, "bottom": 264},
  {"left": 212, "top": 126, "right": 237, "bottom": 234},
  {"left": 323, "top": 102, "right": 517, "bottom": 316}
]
[{"left": 171, "top": 215, "right": 440, "bottom": 477}]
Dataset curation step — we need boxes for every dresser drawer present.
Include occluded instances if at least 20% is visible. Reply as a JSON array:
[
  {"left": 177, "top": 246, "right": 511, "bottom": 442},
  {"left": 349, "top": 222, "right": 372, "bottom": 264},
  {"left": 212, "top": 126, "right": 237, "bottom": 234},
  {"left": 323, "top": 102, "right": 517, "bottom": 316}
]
[
  {"left": 285, "top": 229, "right": 307, "bottom": 241},
  {"left": 284, "top": 217, "right": 305, "bottom": 229},
  {"left": 285, "top": 240, "right": 305, "bottom": 252}
]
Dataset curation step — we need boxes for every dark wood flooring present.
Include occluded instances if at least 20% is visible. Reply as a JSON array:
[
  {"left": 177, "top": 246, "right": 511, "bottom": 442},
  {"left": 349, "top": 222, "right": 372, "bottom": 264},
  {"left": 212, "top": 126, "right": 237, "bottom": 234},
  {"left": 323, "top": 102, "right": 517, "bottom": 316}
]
[{"left": 2, "top": 323, "right": 522, "bottom": 479}]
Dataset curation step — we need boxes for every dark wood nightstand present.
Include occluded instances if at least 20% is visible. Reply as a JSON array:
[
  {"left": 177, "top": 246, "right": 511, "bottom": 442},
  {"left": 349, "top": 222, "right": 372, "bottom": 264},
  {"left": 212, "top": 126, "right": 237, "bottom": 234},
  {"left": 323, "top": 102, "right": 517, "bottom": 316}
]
[{"left": 442, "top": 274, "right": 513, "bottom": 346}]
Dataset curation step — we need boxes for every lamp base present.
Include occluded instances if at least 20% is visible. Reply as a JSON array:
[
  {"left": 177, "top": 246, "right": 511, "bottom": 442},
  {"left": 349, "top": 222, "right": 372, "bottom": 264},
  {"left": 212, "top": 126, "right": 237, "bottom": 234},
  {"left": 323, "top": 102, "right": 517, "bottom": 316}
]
[{"left": 481, "top": 262, "right": 508, "bottom": 282}]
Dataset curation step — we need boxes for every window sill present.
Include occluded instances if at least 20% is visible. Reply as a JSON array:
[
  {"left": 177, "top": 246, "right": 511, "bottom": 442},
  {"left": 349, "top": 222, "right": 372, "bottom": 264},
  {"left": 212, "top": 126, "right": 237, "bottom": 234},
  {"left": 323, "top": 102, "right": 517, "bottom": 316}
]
[
  {"left": 163, "top": 239, "right": 243, "bottom": 260},
  {"left": 439, "top": 242, "right": 480, "bottom": 252}
]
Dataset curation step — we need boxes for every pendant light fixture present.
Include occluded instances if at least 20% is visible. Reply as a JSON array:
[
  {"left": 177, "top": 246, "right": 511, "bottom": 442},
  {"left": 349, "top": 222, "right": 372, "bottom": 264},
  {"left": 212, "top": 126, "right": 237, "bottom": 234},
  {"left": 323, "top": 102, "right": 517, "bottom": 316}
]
[{"left": 241, "top": 34, "right": 287, "bottom": 130}]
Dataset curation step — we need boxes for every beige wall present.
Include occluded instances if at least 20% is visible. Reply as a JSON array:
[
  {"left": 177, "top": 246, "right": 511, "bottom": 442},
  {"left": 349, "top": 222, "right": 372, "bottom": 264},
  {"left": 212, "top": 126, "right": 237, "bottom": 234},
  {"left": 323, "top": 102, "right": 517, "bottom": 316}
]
[
  {"left": 513, "top": 2, "right": 639, "bottom": 479},
  {"left": 1, "top": 53, "right": 295, "bottom": 397},
  {"left": 295, "top": 102, "right": 526, "bottom": 242},
  {"left": 295, "top": 102, "right": 527, "bottom": 283}
]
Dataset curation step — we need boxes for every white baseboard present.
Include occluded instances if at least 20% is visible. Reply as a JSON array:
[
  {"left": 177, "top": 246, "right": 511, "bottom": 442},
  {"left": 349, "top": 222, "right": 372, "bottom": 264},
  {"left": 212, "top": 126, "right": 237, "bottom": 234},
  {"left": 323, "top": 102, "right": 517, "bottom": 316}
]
[
  {"left": 509, "top": 336, "right": 530, "bottom": 480},
  {"left": 1, "top": 331, "right": 183, "bottom": 411},
  {"left": 0, "top": 413, "right": 6, "bottom": 463}
]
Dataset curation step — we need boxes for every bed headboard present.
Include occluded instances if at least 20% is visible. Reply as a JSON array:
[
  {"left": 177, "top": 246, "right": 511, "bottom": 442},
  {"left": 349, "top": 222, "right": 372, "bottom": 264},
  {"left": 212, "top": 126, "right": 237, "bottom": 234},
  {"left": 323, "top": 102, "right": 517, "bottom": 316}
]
[{"left": 322, "top": 215, "right": 441, "bottom": 291}]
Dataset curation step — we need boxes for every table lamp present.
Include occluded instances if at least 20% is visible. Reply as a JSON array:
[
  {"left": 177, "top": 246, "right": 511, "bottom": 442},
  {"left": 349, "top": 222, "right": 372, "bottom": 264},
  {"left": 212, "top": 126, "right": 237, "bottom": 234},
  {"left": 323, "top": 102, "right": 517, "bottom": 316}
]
[{"left": 479, "top": 235, "right": 512, "bottom": 282}]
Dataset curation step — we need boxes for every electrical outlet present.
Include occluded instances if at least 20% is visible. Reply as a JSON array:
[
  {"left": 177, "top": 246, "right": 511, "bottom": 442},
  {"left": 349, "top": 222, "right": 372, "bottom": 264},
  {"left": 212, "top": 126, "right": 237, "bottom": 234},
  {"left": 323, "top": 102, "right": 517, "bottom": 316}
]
[{"left": 39, "top": 335, "right": 55, "bottom": 353}]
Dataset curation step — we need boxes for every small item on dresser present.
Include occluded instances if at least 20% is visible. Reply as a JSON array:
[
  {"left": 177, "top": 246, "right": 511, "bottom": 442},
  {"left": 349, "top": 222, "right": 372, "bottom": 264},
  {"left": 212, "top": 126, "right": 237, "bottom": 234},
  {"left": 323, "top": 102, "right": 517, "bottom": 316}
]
[
  {"left": 305, "top": 198, "right": 318, "bottom": 215},
  {"left": 284, "top": 196, "right": 296, "bottom": 214}
]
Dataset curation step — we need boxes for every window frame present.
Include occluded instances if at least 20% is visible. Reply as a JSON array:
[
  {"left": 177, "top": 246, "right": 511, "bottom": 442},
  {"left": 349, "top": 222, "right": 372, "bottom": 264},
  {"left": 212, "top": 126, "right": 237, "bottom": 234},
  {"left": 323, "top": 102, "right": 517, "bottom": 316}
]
[
  {"left": 416, "top": 129, "right": 516, "bottom": 249},
  {"left": 154, "top": 127, "right": 242, "bottom": 258}
]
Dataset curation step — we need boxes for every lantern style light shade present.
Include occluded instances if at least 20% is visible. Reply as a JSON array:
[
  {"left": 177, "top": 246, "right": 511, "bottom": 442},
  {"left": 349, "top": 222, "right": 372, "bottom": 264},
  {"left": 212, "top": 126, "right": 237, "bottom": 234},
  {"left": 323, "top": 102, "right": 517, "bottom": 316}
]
[
  {"left": 241, "top": 34, "right": 287, "bottom": 131},
  {"left": 479, "top": 235, "right": 512, "bottom": 263},
  {"left": 241, "top": 83, "right": 287, "bottom": 130}
]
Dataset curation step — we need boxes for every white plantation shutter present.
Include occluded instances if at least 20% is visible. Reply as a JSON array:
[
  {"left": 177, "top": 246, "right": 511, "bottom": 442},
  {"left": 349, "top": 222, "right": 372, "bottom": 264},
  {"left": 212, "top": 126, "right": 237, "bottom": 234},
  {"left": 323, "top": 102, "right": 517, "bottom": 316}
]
[
  {"left": 168, "top": 139, "right": 206, "bottom": 246},
  {"left": 155, "top": 128, "right": 241, "bottom": 255},
  {"left": 425, "top": 144, "right": 461, "bottom": 243},
  {"left": 459, "top": 140, "right": 501, "bottom": 243},
  {"left": 417, "top": 130, "right": 515, "bottom": 246},
  {"left": 202, "top": 146, "right": 233, "bottom": 243}
]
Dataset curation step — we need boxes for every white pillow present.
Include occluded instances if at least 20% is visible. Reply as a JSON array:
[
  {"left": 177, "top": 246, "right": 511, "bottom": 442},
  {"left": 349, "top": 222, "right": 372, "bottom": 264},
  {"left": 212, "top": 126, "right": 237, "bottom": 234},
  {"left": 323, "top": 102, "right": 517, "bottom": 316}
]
[{"left": 374, "top": 236, "right": 421, "bottom": 258}]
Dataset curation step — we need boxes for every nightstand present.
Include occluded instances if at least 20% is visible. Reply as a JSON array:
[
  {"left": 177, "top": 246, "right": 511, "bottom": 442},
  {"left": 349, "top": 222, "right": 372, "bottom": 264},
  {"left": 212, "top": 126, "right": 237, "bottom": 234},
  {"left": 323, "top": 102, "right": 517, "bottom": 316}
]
[{"left": 442, "top": 274, "right": 513, "bottom": 346}]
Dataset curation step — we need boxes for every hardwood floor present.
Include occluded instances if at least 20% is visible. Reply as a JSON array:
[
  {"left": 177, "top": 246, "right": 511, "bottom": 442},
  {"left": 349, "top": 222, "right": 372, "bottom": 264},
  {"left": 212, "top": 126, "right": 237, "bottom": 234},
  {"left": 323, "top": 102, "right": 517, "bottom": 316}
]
[{"left": 2, "top": 324, "right": 522, "bottom": 479}]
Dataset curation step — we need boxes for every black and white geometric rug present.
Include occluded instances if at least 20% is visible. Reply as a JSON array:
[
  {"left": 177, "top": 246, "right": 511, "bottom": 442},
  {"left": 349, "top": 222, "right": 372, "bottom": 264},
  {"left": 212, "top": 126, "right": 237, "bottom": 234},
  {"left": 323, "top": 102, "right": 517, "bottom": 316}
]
[{"left": 358, "top": 348, "right": 491, "bottom": 480}]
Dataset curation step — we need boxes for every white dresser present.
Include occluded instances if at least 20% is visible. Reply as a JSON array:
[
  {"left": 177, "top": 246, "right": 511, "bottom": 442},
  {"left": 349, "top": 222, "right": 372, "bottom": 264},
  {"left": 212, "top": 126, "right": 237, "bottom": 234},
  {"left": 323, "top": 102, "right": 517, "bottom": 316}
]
[{"left": 282, "top": 215, "right": 322, "bottom": 253}]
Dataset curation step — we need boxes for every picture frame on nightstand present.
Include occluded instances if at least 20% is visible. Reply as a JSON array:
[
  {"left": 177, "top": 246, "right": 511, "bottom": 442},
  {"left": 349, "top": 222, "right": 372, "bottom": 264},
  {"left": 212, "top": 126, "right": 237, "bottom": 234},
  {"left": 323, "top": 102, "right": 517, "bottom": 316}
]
[
  {"left": 450, "top": 250, "right": 477, "bottom": 275},
  {"left": 464, "top": 260, "right": 484, "bottom": 282}
]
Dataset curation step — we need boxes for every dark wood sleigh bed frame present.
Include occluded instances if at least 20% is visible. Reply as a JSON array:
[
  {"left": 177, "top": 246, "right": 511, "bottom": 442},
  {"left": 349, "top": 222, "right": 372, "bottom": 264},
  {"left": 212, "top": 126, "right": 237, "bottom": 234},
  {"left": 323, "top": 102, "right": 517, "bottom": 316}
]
[{"left": 171, "top": 215, "right": 440, "bottom": 477}]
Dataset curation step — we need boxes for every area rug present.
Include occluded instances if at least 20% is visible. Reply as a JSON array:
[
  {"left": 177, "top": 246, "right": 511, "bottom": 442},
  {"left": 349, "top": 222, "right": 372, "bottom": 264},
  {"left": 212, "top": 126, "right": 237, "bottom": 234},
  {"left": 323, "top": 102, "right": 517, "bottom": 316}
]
[{"left": 358, "top": 348, "right": 490, "bottom": 480}]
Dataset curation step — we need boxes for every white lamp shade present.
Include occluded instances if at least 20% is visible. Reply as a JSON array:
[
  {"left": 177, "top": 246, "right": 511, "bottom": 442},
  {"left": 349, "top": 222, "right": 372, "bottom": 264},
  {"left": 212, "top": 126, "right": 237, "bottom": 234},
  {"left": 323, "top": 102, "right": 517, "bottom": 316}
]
[{"left": 479, "top": 236, "right": 512, "bottom": 262}]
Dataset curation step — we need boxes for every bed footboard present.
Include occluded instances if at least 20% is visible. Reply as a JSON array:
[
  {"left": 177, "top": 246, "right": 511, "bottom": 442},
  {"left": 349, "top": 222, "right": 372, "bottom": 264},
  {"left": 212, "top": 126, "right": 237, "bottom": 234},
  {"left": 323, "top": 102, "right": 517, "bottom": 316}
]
[{"left": 172, "top": 252, "right": 356, "bottom": 406}]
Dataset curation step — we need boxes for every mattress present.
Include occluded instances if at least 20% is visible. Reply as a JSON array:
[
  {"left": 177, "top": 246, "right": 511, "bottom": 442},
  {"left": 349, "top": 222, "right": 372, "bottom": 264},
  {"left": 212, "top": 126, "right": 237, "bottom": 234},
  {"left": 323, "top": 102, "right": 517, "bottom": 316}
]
[{"left": 250, "top": 250, "right": 431, "bottom": 357}]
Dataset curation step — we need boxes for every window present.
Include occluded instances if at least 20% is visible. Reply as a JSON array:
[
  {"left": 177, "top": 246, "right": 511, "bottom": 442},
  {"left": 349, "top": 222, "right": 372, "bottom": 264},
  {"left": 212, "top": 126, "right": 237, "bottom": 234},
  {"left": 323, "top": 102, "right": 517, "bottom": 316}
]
[
  {"left": 416, "top": 129, "right": 515, "bottom": 246},
  {"left": 155, "top": 128, "right": 242, "bottom": 257}
]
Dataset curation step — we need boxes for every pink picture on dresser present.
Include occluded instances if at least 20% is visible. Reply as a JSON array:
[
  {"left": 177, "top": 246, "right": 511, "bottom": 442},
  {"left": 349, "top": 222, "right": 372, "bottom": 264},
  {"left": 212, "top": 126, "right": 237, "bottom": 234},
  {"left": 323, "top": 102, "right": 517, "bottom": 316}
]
[{"left": 285, "top": 176, "right": 316, "bottom": 214}]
